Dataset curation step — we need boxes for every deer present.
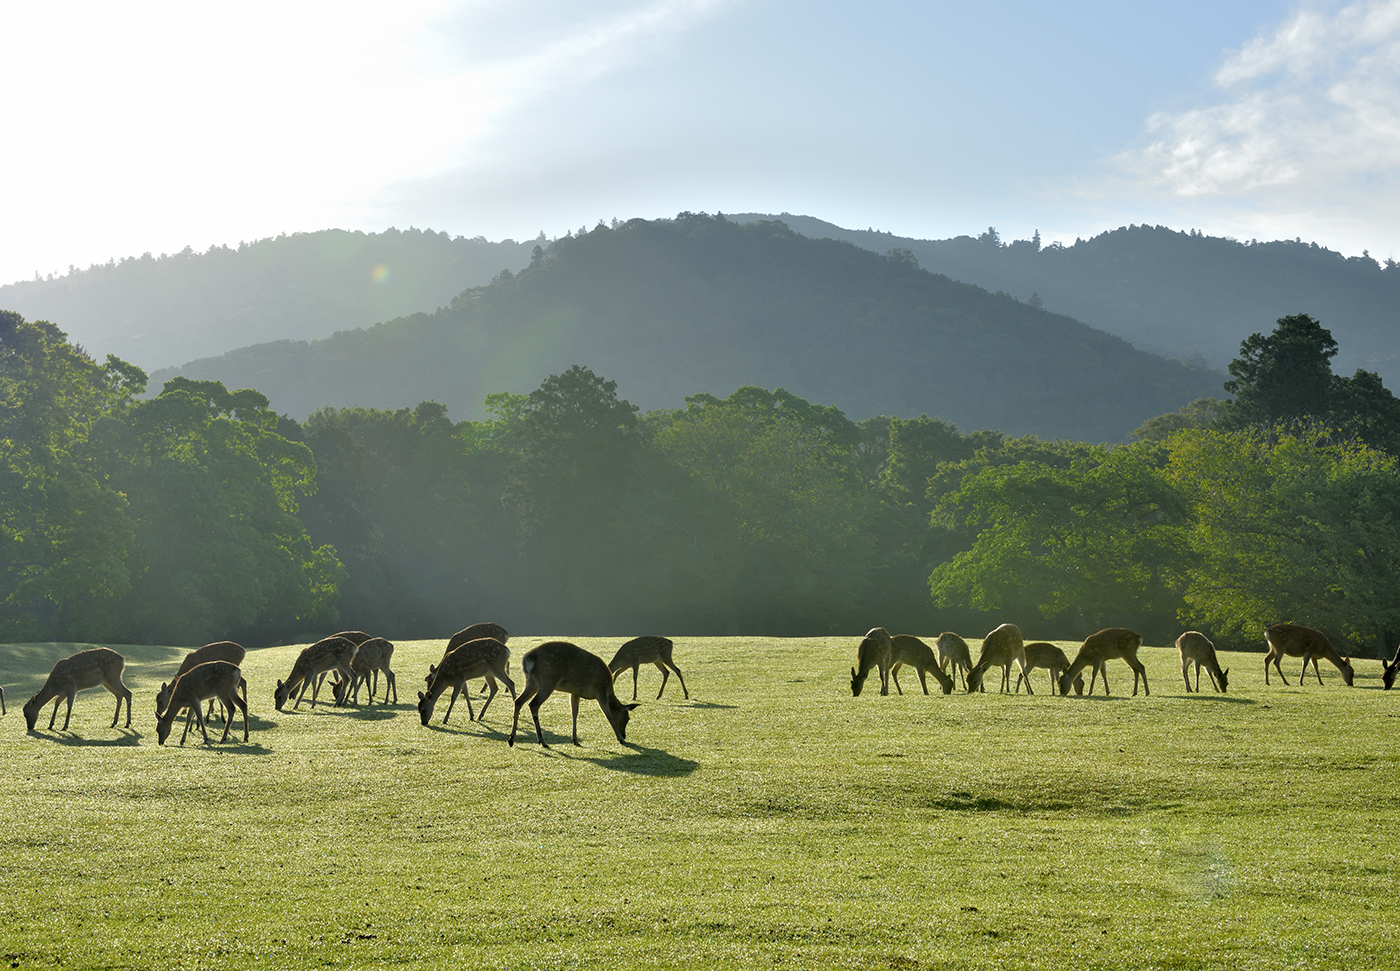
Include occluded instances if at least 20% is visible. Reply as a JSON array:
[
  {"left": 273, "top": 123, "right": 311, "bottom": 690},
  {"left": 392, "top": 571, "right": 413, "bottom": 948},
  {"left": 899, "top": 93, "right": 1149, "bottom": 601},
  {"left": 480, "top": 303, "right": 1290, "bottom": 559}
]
[
  {"left": 508, "top": 641, "right": 640, "bottom": 749},
  {"left": 889, "top": 635, "right": 954, "bottom": 695},
  {"left": 156, "top": 641, "right": 246, "bottom": 724},
  {"left": 1263, "top": 623, "right": 1353, "bottom": 686},
  {"left": 332, "top": 631, "right": 374, "bottom": 646},
  {"left": 965, "top": 624, "right": 1029, "bottom": 693},
  {"left": 274, "top": 636, "right": 359, "bottom": 711},
  {"left": 156, "top": 661, "right": 250, "bottom": 746},
  {"left": 1059, "top": 628, "right": 1149, "bottom": 696},
  {"left": 417, "top": 637, "right": 516, "bottom": 725},
  {"left": 608, "top": 635, "right": 689, "bottom": 700},
  {"left": 332, "top": 637, "right": 397, "bottom": 705},
  {"left": 23, "top": 647, "right": 132, "bottom": 732},
  {"left": 850, "top": 627, "right": 893, "bottom": 696},
  {"left": 935, "top": 632, "right": 972, "bottom": 690},
  {"left": 1384, "top": 644, "right": 1400, "bottom": 690},
  {"left": 425, "top": 622, "right": 510, "bottom": 690},
  {"left": 1014, "top": 642, "right": 1084, "bottom": 695},
  {"left": 1176, "top": 631, "right": 1229, "bottom": 692}
]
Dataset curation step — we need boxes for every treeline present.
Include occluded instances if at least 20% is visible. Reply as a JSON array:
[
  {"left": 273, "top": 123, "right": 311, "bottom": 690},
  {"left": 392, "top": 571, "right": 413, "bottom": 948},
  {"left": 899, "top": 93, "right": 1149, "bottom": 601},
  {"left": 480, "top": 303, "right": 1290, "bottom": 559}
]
[{"left": 6, "top": 308, "right": 1400, "bottom": 654}]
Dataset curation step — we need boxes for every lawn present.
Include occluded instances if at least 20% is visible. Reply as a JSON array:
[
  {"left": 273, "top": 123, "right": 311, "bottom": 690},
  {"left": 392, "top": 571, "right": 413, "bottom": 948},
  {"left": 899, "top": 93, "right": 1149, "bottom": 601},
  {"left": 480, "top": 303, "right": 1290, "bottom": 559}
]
[{"left": 0, "top": 633, "right": 1396, "bottom": 970}]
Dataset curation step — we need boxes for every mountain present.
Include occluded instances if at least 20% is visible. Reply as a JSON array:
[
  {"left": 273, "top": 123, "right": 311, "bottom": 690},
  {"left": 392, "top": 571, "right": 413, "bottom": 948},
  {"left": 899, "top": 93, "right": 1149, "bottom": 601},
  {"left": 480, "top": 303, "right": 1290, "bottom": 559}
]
[
  {"left": 731, "top": 213, "right": 1400, "bottom": 380},
  {"left": 0, "top": 228, "right": 535, "bottom": 369},
  {"left": 150, "top": 214, "right": 1220, "bottom": 442}
]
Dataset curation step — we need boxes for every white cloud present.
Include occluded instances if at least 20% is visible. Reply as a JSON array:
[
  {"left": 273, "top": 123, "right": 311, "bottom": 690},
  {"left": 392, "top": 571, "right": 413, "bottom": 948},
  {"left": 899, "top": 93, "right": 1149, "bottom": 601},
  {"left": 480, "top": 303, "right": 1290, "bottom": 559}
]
[{"left": 1126, "top": 1, "right": 1400, "bottom": 199}]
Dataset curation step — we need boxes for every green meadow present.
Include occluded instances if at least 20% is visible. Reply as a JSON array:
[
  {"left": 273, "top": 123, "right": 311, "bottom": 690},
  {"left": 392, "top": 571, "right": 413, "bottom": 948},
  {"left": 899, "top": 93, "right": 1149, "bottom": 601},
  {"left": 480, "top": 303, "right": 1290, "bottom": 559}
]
[{"left": 0, "top": 635, "right": 1396, "bottom": 970}]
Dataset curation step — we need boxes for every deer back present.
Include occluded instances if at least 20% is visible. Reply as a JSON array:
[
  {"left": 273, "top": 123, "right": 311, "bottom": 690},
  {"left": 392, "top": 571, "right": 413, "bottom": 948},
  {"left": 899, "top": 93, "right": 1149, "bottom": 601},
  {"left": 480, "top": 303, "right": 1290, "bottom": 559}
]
[
  {"left": 609, "top": 635, "right": 672, "bottom": 672},
  {"left": 445, "top": 622, "right": 509, "bottom": 655}
]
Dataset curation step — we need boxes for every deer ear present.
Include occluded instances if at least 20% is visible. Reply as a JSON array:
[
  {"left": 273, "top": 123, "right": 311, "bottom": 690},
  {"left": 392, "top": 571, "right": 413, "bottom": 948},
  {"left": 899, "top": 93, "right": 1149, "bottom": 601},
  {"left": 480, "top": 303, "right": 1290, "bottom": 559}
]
[
  {"left": 625, "top": 703, "right": 641, "bottom": 712},
  {"left": 850, "top": 667, "right": 858, "bottom": 678},
  {"left": 417, "top": 691, "right": 426, "bottom": 702}
]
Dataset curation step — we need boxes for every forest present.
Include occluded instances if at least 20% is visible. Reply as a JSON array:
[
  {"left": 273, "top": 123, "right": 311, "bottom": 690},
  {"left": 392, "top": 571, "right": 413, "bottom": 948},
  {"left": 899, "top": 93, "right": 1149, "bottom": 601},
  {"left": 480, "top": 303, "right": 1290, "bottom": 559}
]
[
  {"left": 6, "top": 304, "right": 1400, "bottom": 656},
  {"left": 150, "top": 214, "right": 1221, "bottom": 442}
]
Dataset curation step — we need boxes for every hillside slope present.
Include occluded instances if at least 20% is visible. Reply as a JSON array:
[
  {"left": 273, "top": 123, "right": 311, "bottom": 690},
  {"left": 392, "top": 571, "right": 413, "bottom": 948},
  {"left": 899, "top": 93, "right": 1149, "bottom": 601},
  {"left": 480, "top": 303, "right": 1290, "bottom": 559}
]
[
  {"left": 733, "top": 213, "right": 1400, "bottom": 378},
  {"left": 0, "top": 228, "right": 535, "bottom": 368},
  {"left": 153, "top": 214, "right": 1220, "bottom": 442}
]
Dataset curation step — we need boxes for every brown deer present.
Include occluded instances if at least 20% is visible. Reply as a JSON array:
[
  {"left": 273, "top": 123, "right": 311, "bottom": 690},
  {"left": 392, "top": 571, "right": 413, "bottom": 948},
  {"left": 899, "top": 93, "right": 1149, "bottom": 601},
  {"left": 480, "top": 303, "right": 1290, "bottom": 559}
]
[
  {"left": 1176, "top": 631, "right": 1229, "bottom": 692},
  {"left": 1059, "top": 628, "right": 1149, "bottom": 696},
  {"left": 1384, "top": 644, "right": 1400, "bottom": 690},
  {"left": 508, "top": 641, "right": 639, "bottom": 748},
  {"left": 1263, "top": 623, "right": 1353, "bottom": 686},
  {"left": 417, "top": 638, "right": 515, "bottom": 725},
  {"left": 889, "top": 635, "right": 954, "bottom": 695},
  {"left": 1015, "top": 642, "right": 1084, "bottom": 695},
  {"left": 274, "top": 636, "right": 358, "bottom": 711},
  {"left": 966, "top": 624, "right": 1029, "bottom": 693},
  {"left": 425, "top": 622, "right": 511, "bottom": 689},
  {"left": 156, "top": 641, "right": 246, "bottom": 723},
  {"left": 608, "top": 635, "right": 689, "bottom": 700},
  {"left": 23, "top": 647, "right": 132, "bottom": 732},
  {"left": 332, "top": 637, "right": 397, "bottom": 705},
  {"left": 156, "top": 662, "right": 250, "bottom": 746},
  {"left": 850, "top": 627, "right": 893, "bottom": 696},
  {"left": 935, "top": 632, "right": 972, "bottom": 690}
]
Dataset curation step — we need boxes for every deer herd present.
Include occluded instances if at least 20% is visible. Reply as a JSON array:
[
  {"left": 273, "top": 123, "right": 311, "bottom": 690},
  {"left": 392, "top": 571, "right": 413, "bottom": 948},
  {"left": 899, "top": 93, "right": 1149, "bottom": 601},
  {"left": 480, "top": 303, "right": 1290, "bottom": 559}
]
[{"left": 5, "top": 618, "right": 1395, "bottom": 744}]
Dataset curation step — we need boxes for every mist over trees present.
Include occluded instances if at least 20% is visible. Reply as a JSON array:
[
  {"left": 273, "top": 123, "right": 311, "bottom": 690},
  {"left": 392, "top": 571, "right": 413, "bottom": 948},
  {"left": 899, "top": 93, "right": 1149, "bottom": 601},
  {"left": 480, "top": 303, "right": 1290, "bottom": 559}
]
[
  {"left": 733, "top": 214, "right": 1400, "bottom": 382},
  {"left": 153, "top": 213, "right": 1221, "bottom": 444},
  {"left": 0, "top": 228, "right": 537, "bottom": 369}
]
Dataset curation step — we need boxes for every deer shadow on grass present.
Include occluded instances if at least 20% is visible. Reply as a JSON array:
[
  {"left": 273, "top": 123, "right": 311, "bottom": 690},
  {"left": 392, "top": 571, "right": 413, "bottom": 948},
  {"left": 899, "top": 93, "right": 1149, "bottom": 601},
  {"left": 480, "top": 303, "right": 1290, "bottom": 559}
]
[
  {"left": 1179, "top": 694, "right": 1256, "bottom": 705},
  {"left": 570, "top": 743, "right": 700, "bottom": 777},
  {"left": 32, "top": 728, "right": 143, "bottom": 747}
]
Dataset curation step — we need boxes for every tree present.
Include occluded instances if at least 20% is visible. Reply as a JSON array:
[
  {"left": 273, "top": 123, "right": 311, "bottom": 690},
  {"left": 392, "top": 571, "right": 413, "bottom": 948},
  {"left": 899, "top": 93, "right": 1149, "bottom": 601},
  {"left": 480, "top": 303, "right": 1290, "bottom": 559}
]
[{"left": 1220, "top": 313, "right": 1338, "bottom": 428}]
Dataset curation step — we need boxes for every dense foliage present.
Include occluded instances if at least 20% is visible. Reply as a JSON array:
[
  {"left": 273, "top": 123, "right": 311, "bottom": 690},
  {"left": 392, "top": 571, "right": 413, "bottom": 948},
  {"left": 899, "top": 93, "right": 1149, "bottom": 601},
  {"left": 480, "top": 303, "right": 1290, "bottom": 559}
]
[
  {"left": 156, "top": 213, "right": 1221, "bottom": 443},
  {"left": 7, "top": 307, "right": 1400, "bottom": 656},
  {"left": 1, "top": 312, "right": 341, "bottom": 644}
]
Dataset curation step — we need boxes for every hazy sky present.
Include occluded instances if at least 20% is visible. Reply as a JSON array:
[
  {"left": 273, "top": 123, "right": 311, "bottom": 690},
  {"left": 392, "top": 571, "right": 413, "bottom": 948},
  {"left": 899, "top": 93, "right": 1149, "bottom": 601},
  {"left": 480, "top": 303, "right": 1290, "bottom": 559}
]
[{"left": 4, "top": 0, "right": 1399, "bottom": 286}]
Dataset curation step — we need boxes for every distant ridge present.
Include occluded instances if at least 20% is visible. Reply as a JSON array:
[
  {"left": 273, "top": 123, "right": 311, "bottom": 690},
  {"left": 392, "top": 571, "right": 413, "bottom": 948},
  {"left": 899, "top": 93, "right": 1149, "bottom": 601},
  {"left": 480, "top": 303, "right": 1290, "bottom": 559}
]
[
  {"left": 152, "top": 214, "right": 1220, "bottom": 442},
  {"left": 0, "top": 228, "right": 536, "bottom": 369},
  {"left": 730, "top": 213, "right": 1400, "bottom": 381}
]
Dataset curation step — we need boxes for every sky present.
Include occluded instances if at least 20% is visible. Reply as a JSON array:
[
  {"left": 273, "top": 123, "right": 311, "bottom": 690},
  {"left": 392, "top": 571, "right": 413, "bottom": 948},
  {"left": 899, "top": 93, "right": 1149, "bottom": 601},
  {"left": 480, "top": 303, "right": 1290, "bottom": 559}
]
[{"left": 3, "top": 0, "right": 1399, "bottom": 286}]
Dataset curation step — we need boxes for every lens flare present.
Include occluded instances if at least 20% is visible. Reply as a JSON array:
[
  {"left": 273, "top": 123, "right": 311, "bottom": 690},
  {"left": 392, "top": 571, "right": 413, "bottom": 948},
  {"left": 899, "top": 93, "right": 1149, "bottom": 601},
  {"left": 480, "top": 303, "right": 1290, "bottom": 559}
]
[{"left": 371, "top": 263, "right": 393, "bottom": 284}]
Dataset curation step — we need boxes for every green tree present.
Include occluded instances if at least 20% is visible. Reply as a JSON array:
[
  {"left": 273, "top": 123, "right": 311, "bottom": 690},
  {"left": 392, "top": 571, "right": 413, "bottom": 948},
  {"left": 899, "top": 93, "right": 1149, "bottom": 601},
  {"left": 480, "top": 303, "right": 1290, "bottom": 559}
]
[
  {"left": 1165, "top": 426, "right": 1400, "bottom": 653},
  {"left": 1220, "top": 313, "right": 1338, "bottom": 428},
  {"left": 0, "top": 312, "right": 140, "bottom": 639}
]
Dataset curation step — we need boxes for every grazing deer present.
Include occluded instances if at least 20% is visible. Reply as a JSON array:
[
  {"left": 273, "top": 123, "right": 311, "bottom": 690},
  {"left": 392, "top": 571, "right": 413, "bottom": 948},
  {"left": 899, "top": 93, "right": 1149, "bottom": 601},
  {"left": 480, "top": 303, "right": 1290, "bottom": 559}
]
[
  {"left": 156, "top": 662, "right": 250, "bottom": 746},
  {"left": 966, "top": 624, "right": 1029, "bottom": 693},
  {"left": 417, "top": 637, "right": 515, "bottom": 725},
  {"left": 1059, "top": 628, "right": 1149, "bottom": 696},
  {"left": 1015, "top": 642, "right": 1084, "bottom": 695},
  {"left": 425, "top": 622, "right": 511, "bottom": 689},
  {"left": 889, "top": 635, "right": 954, "bottom": 695},
  {"left": 156, "top": 641, "right": 246, "bottom": 723},
  {"left": 332, "top": 637, "right": 397, "bottom": 705},
  {"left": 1176, "top": 631, "right": 1229, "bottom": 692},
  {"left": 1263, "top": 623, "right": 1353, "bottom": 686},
  {"left": 1384, "top": 644, "right": 1400, "bottom": 690},
  {"left": 935, "top": 632, "right": 972, "bottom": 690},
  {"left": 23, "top": 647, "right": 132, "bottom": 732},
  {"left": 274, "top": 636, "right": 358, "bottom": 711},
  {"left": 509, "top": 641, "right": 640, "bottom": 748},
  {"left": 608, "top": 635, "right": 689, "bottom": 700},
  {"left": 850, "top": 627, "right": 893, "bottom": 696}
]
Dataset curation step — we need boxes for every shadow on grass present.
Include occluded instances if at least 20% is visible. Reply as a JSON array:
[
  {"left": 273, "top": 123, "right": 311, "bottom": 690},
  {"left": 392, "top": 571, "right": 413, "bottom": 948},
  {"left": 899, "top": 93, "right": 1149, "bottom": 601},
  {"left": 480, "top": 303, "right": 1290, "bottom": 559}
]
[
  {"left": 1180, "top": 694, "right": 1257, "bottom": 705},
  {"left": 573, "top": 743, "right": 700, "bottom": 777},
  {"left": 31, "top": 728, "right": 144, "bottom": 747},
  {"left": 680, "top": 701, "right": 737, "bottom": 710}
]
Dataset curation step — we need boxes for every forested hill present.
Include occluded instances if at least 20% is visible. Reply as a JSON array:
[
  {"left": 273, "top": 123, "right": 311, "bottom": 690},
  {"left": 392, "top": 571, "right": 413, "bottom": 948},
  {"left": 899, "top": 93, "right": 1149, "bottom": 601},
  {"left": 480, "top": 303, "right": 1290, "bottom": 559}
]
[
  {"left": 0, "top": 228, "right": 536, "bottom": 368},
  {"left": 731, "top": 214, "right": 1400, "bottom": 381},
  {"left": 153, "top": 214, "right": 1220, "bottom": 442}
]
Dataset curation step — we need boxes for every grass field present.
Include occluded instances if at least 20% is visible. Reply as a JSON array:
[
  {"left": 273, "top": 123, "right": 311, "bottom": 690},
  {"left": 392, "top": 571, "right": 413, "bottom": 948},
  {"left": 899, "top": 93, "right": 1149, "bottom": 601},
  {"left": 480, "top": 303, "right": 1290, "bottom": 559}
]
[{"left": 0, "top": 633, "right": 1397, "bottom": 970}]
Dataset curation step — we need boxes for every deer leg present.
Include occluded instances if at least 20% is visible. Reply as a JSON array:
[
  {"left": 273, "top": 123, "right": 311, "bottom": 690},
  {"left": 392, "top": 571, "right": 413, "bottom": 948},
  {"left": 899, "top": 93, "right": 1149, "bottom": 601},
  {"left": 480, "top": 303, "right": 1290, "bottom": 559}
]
[
  {"left": 1310, "top": 658, "right": 1324, "bottom": 685},
  {"left": 443, "top": 685, "right": 460, "bottom": 724},
  {"left": 1020, "top": 661, "right": 1034, "bottom": 695},
  {"left": 631, "top": 666, "right": 640, "bottom": 701},
  {"left": 916, "top": 667, "right": 929, "bottom": 695},
  {"left": 655, "top": 662, "right": 670, "bottom": 700},
  {"left": 1270, "top": 654, "right": 1289, "bottom": 686},
  {"left": 478, "top": 678, "right": 500, "bottom": 721},
  {"left": 508, "top": 683, "right": 539, "bottom": 747},
  {"left": 62, "top": 693, "right": 76, "bottom": 731},
  {"left": 571, "top": 693, "right": 584, "bottom": 745},
  {"left": 668, "top": 662, "right": 689, "bottom": 700},
  {"left": 386, "top": 669, "right": 397, "bottom": 705},
  {"left": 891, "top": 662, "right": 905, "bottom": 695},
  {"left": 1132, "top": 659, "right": 1148, "bottom": 696}
]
